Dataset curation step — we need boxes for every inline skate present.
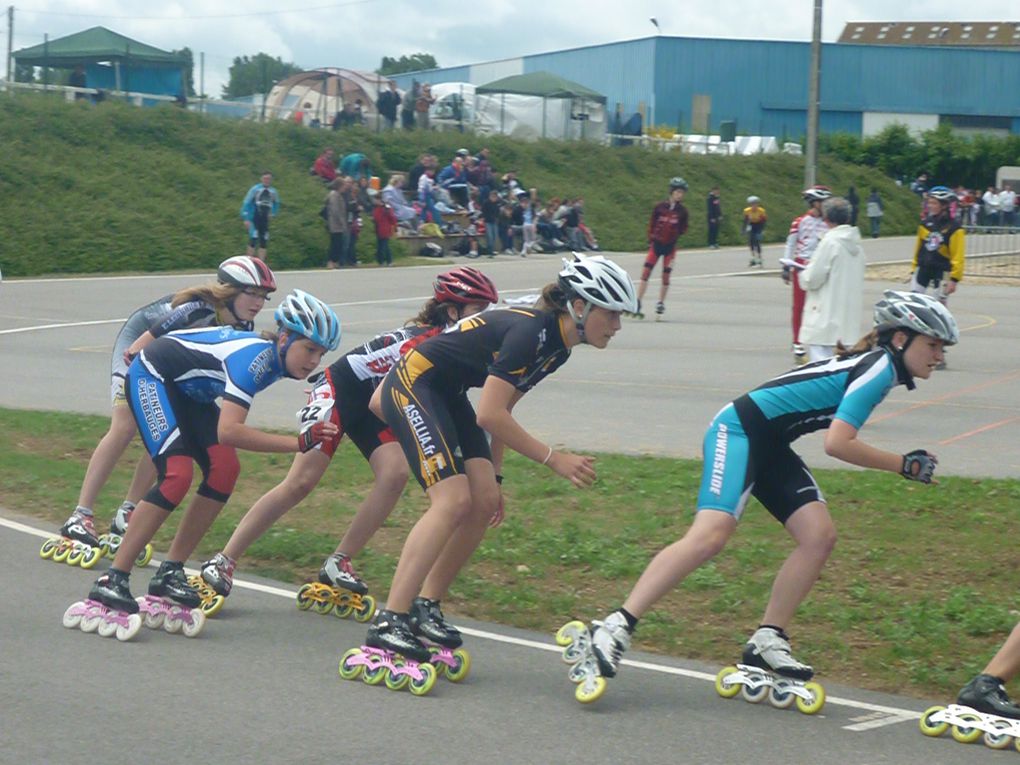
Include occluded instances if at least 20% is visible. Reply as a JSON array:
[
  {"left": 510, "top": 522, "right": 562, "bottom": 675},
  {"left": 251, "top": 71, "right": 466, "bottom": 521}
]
[
  {"left": 97, "top": 502, "right": 154, "bottom": 567},
  {"left": 295, "top": 553, "right": 376, "bottom": 623},
  {"left": 655, "top": 301, "right": 666, "bottom": 322},
  {"left": 63, "top": 569, "right": 143, "bottom": 641},
  {"left": 629, "top": 300, "right": 645, "bottom": 320},
  {"left": 40, "top": 511, "right": 104, "bottom": 569},
  {"left": 715, "top": 627, "right": 825, "bottom": 714},
  {"left": 920, "top": 674, "right": 1020, "bottom": 751},
  {"left": 410, "top": 596, "right": 471, "bottom": 682},
  {"left": 136, "top": 561, "right": 206, "bottom": 637},
  {"left": 191, "top": 552, "right": 234, "bottom": 617},
  {"left": 555, "top": 611, "right": 632, "bottom": 704},
  {"left": 338, "top": 610, "right": 438, "bottom": 696}
]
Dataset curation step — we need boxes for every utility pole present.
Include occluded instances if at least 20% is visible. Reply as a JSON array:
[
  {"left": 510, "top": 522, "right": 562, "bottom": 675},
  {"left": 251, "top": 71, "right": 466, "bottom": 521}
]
[
  {"left": 804, "top": 0, "right": 822, "bottom": 188},
  {"left": 6, "top": 6, "right": 13, "bottom": 88},
  {"left": 199, "top": 51, "right": 205, "bottom": 112}
]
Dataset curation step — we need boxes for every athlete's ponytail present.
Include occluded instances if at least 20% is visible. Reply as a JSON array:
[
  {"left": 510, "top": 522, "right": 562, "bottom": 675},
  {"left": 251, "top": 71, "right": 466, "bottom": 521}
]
[
  {"left": 408, "top": 298, "right": 460, "bottom": 328},
  {"left": 536, "top": 282, "right": 570, "bottom": 316},
  {"left": 835, "top": 328, "right": 895, "bottom": 359}
]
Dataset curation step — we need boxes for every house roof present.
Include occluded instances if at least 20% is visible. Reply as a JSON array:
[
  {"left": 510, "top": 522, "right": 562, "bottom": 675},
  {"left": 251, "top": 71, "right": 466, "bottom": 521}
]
[
  {"left": 839, "top": 21, "right": 1020, "bottom": 47},
  {"left": 14, "top": 26, "right": 186, "bottom": 67},
  {"left": 476, "top": 71, "right": 605, "bottom": 101}
]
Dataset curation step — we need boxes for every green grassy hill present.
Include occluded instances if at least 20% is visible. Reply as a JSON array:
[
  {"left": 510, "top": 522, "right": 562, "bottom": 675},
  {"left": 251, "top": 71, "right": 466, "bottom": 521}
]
[{"left": 0, "top": 94, "right": 922, "bottom": 277}]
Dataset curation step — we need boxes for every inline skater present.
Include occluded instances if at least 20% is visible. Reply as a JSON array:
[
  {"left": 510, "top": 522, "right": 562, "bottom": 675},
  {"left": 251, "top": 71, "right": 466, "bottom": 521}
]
[
  {"left": 361, "top": 254, "right": 636, "bottom": 665},
  {"left": 572, "top": 291, "right": 957, "bottom": 697},
  {"left": 83, "top": 289, "right": 341, "bottom": 618},
  {"left": 783, "top": 186, "right": 831, "bottom": 364},
  {"left": 743, "top": 196, "right": 767, "bottom": 267},
  {"left": 638, "top": 177, "right": 689, "bottom": 319},
  {"left": 956, "top": 624, "right": 1020, "bottom": 718},
  {"left": 53, "top": 257, "right": 276, "bottom": 558},
  {"left": 199, "top": 268, "right": 499, "bottom": 601}
]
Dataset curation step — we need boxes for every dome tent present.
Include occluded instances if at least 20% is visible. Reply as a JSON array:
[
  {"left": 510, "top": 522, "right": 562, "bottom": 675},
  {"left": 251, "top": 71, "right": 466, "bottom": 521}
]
[
  {"left": 474, "top": 71, "right": 606, "bottom": 141},
  {"left": 265, "top": 68, "right": 391, "bottom": 125}
]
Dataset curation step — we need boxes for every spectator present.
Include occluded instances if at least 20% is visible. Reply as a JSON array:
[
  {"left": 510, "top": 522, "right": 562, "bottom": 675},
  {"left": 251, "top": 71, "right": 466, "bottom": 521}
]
[
  {"left": 382, "top": 174, "right": 418, "bottom": 231},
  {"left": 331, "top": 110, "right": 343, "bottom": 131},
  {"left": 418, "top": 168, "right": 443, "bottom": 228},
  {"left": 798, "top": 197, "right": 866, "bottom": 363},
  {"left": 406, "top": 153, "right": 435, "bottom": 194},
  {"left": 520, "top": 194, "right": 538, "bottom": 255},
  {"left": 401, "top": 81, "right": 418, "bottom": 130},
  {"left": 69, "top": 64, "right": 88, "bottom": 100},
  {"left": 344, "top": 178, "right": 372, "bottom": 267},
  {"left": 981, "top": 186, "right": 1000, "bottom": 226},
  {"left": 437, "top": 156, "right": 469, "bottom": 208},
  {"left": 865, "top": 187, "right": 884, "bottom": 238},
  {"left": 575, "top": 198, "right": 601, "bottom": 251},
  {"left": 481, "top": 189, "right": 501, "bottom": 256},
  {"left": 846, "top": 185, "right": 860, "bottom": 227},
  {"left": 240, "top": 171, "right": 280, "bottom": 262},
  {"left": 377, "top": 81, "right": 401, "bottom": 130},
  {"left": 1000, "top": 183, "right": 1016, "bottom": 228},
  {"left": 312, "top": 148, "right": 337, "bottom": 183},
  {"left": 706, "top": 186, "right": 722, "bottom": 249},
  {"left": 563, "top": 198, "right": 585, "bottom": 251},
  {"left": 340, "top": 152, "right": 372, "bottom": 181},
  {"left": 498, "top": 197, "right": 515, "bottom": 253},
  {"left": 910, "top": 172, "right": 929, "bottom": 196},
  {"left": 325, "top": 177, "right": 348, "bottom": 270},
  {"left": 371, "top": 190, "right": 397, "bottom": 266},
  {"left": 294, "top": 102, "right": 310, "bottom": 126},
  {"left": 963, "top": 188, "right": 980, "bottom": 226},
  {"left": 352, "top": 99, "right": 366, "bottom": 126},
  {"left": 415, "top": 83, "right": 435, "bottom": 130}
]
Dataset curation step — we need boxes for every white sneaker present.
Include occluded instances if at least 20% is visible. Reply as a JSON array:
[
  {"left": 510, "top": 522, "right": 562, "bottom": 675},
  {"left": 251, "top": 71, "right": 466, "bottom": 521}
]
[{"left": 590, "top": 611, "right": 631, "bottom": 678}]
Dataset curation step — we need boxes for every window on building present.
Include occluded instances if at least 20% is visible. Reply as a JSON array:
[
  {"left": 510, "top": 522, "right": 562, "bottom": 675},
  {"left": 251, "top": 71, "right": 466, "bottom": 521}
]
[
  {"left": 903, "top": 32, "right": 912, "bottom": 39},
  {"left": 906, "top": 25, "right": 915, "bottom": 32},
  {"left": 851, "top": 33, "right": 861, "bottom": 40}
]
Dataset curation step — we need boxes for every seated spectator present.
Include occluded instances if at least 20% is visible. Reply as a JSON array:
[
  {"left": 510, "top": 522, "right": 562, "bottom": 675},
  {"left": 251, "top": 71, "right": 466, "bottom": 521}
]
[
  {"left": 418, "top": 168, "right": 443, "bottom": 226},
  {"left": 575, "top": 197, "right": 600, "bottom": 250},
  {"left": 340, "top": 152, "right": 372, "bottom": 181},
  {"left": 312, "top": 148, "right": 337, "bottom": 182},
  {"left": 437, "top": 156, "right": 469, "bottom": 208},
  {"left": 563, "top": 198, "right": 586, "bottom": 251},
  {"left": 406, "top": 154, "right": 436, "bottom": 194},
  {"left": 382, "top": 174, "right": 419, "bottom": 230}
]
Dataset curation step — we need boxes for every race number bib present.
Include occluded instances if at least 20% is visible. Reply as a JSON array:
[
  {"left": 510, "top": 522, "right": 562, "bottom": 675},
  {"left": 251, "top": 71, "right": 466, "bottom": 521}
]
[{"left": 296, "top": 399, "right": 335, "bottom": 428}]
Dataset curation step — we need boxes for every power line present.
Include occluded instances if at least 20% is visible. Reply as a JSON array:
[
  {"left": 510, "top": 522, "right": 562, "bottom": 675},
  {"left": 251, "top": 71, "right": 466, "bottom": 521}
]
[{"left": 17, "top": 0, "right": 376, "bottom": 22}]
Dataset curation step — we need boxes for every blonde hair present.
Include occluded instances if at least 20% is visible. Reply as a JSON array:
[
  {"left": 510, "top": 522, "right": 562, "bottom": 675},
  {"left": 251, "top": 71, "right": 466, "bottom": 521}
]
[
  {"left": 835, "top": 329, "right": 888, "bottom": 359},
  {"left": 171, "top": 282, "right": 244, "bottom": 326},
  {"left": 535, "top": 282, "right": 570, "bottom": 316}
]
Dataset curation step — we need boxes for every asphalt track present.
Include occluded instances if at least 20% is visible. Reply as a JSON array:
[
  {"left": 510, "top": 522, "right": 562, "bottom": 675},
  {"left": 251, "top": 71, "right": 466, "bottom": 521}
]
[{"left": 1, "top": 239, "right": 1017, "bottom": 764}]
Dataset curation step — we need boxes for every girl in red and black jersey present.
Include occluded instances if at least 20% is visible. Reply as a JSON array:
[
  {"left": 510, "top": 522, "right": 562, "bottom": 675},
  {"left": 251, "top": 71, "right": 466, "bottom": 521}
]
[
  {"left": 199, "top": 268, "right": 498, "bottom": 600},
  {"left": 640, "top": 177, "right": 689, "bottom": 318}
]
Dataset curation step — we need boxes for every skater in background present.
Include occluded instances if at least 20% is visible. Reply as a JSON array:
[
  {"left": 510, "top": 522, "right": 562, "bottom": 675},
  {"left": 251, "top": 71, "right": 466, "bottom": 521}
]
[
  {"left": 85, "top": 290, "right": 340, "bottom": 616},
  {"left": 55, "top": 257, "right": 276, "bottom": 558},
  {"left": 638, "top": 177, "right": 689, "bottom": 319},
  {"left": 742, "top": 196, "right": 767, "bottom": 267},
  {"left": 362, "top": 255, "right": 637, "bottom": 664},
  {"left": 706, "top": 186, "right": 722, "bottom": 250},
  {"left": 866, "top": 188, "right": 884, "bottom": 238},
  {"left": 199, "top": 268, "right": 498, "bottom": 599},
  {"left": 580, "top": 291, "right": 958, "bottom": 687},
  {"left": 783, "top": 186, "right": 832, "bottom": 364},
  {"left": 241, "top": 172, "right": 280, "bottom": 262},
  {"left": 956, "top": 623, "right": 1020, "bottom": 719}
]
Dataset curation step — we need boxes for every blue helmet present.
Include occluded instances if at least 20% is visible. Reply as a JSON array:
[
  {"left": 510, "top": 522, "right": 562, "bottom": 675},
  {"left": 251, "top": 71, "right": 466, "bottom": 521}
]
[
  {"left": 274, "top": 289, "right": 341, "bottom": 351},
  {"left": 927, "top": 185, "right": 957, "bottom": 203}
]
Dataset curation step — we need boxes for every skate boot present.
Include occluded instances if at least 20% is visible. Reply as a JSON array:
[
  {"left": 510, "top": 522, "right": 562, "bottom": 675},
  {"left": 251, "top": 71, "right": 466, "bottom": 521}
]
[
  {"left": 655, "top": 301, "right": 665, "bottom": 322},
  {"left": 409, "top": 597, "right": 471, "bottom": 681},
  {"left": 200, "top": 552, "right": 236, "bottom": 597},
  {"left": 958, "top": 674, "right": 1020, "bottom": 719},
  {"left": 41, "top": 510, "right": 103, "bottom": 568},
  {"left": 99, "top": 501, "right": 153, "bottom": 566},
  {"left": 296, "top": 553, "right": 376, "bottom": 622},
  {"left": 715, "top": 627, "right": 825, "bottom": 714},
  {"left": 88, "top": 569, "right": 140, "bottom": 614},
  {"left": 792, "top": 343, "right": 807, "bottom": 365},
  {"left": 339, "top": 610, "right": 439, "bottom": 696},
  {"left": 148, "top": 561, "right": 201, "bottom": 608},
  {"left": 64, "top": 569, "right": 143, "bottom": 641},
  {"left": 365, "top": 609, "right": 432, "bottom": 663},
  {"left": 554, "top": 611, "right": 631, "bottom": 704},
  {"left": 590, "top": 611, "right": 632, "bottom": 678},
  {"left": 920, "top": 674, "right": 1020, "bottom": 747}
]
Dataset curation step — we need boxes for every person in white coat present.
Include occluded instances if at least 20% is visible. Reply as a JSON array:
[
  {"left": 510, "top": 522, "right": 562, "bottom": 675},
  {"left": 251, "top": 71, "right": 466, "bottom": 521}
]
[{"left": 798, "top": 197, "right": 866, "bottom": 363}]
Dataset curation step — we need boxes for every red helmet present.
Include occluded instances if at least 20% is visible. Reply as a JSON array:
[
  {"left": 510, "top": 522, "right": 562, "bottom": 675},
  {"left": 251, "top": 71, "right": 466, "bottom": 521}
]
[
  {"left": 433, "top": 267, "right": 498, "bottom": 305},
  {"left": 217, "top": 256, "right": 277, "bottom": 291}
]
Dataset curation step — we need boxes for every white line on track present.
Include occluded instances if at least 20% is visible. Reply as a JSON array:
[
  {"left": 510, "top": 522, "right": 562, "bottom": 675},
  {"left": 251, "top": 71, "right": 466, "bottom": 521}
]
[{"left": 2, "top": 513, "right": 924, "bottom": 726}]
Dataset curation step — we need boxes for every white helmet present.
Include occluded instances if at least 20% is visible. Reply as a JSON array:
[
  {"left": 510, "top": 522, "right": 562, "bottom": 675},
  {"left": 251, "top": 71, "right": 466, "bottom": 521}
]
[
  {"left": 217, "top": 256, "right": 277, "bottom": 291},
  {"left": 873, "top": 290, "right": 959, "bottom": 346},
  {"left": 746, "top": 195, "right": 761, "bottom": 204},
  {"left": 558, "top": 254, "right": 638, "bottom": 313}
]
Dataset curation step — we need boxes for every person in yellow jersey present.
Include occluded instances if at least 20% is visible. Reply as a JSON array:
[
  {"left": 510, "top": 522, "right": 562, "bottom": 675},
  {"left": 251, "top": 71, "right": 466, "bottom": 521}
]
[{"left": 743, "top": 196, "right": 767, "bottom": 267}]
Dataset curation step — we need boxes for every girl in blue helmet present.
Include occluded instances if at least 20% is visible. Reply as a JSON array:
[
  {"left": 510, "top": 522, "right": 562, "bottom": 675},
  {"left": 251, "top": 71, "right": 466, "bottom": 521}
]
[{"left": 77, "top": 289, "right": 341, "bottom": 633}]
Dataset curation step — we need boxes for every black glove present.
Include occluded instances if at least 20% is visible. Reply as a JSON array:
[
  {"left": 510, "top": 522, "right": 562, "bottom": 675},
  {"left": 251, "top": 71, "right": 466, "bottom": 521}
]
[
  {"left": 781, "top": 265, "right": 792, "bottom": 284},
  {"left": 901, "top": 449, "right": 938, "bottom": 484},
  {"left": 298, "top": 422, "right": 331, "bottom": 453}
]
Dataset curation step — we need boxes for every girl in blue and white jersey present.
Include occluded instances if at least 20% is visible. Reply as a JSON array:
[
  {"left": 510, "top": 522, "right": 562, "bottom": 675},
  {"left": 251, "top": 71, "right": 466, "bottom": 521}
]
[
  {"left": 84, "top": 289, "right": 341, "bottom": 614},
  {"left": 581, "top": 290, "right": 959, "bottom": 684}
]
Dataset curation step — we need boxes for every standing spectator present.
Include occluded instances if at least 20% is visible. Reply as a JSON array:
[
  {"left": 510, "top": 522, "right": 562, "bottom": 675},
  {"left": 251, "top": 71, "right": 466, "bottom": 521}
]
[
  {"left": 241, "top": 172, "right": 280, "bottom": 262},
  {"left": 344, "top": 178, "right": 372, "bottom": 267},
  {"left": 520, "top": 194, "right": 538, "bottom": 255},
  {"left": 352, "top": 99, "right": 366, "bottom": 126},
  {"left": 783, "top": 186, "right": 831, "bottom": 364},
  {"left": 325, "top": 177, "right": 348, "bottom": 270},
  {"left": 340, "top": 152, "right": 372, "bottom": 182},
  {"left": 69, "top": 64, "right": 88, "bottom": 100},
  {"left": 312, "top": 148, "right": 337, "bottom": 183},
  {"left": 401, "top": 81, "right": 418, "bottom": 130},
  {"left": 498, "top": 197, "right": 515, "bottom": 253},
  {"left": 982, "top": 186, "right": 1000, "bottom": 226},
  {"left": 999, "top": 183, "right": 1016, "bottom": 228},
  {"left": 742, "top": 196, "right": 767, "bottom": 267},
  {"left": 706, "top": 186, "right": 722, "bottom": 249},
  {"left": 371, "top": 191, "right": 397, "bottom": 266},
  {"left": 382, "top": 174, "right": 418, "bottom": 231},
  {"left": 639, "top": 177, "right": 689, "bottom": 319},
  {"left": 481, "top": 189, "right": 501, "bottom": 256},
  {"left": 910, "top": 172, "right": 929, "bottom": 196},
  {"left": 377, "top": 81, "right": 401, "bottom": 130},
  {"left": 563, "top": 198, "right": 585, "bottom": 251},
  {"left": 963, "top": 188, "right": 980, "bottom": 226},
  {"left": 798, "top": 197, "right": 866, "bottom": 363},
  {"left": 846, "top": 185, "right": 860, "bottom": 227},
  {"left": 415, "top": 83, "right": 435, "bottom": 130},
  {"left": 866, "top": 188, "right": 884, "bottom": 238}
]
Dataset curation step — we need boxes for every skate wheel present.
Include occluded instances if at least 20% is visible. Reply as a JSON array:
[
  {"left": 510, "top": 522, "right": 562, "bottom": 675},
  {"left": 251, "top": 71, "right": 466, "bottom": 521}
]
[
  {"left": 575, "top": 675, "right": 607, "bottom": 704},
  {"left": 982, "top": 719, "right": 1014, "bottom": 749},
  {"left": 62, "top": 602, "right": 85, "bottom": 629},
  {"left": 80, "top": 612, "right": 103, "bottom": 633},
  {"left": 362, "top": 662, "right": 388, "bottom": 686},
  {"left": 555, "top": 620, "right": 586, "bottom": 647},
  {"left": 79, "top": 546, "right": 103, "bottom": 569},
  {"left": 1014, "top": 736, "right": 1020, "bottom": 753},
  {"left": 408, "top": 663, "right": 437, "bottom": 696},
  {"left": 295, "top": 583, "right": 316, "bottom": 610},
  {"left": 53, "top": 544, "right": 72, "bottom": 563},
  {"left": 715, "top": 666, "right": 742, "bottom": 699},
  {"left": 98, "top": 618, "right": 118, "bottom": 638},
  {"left": 795, "top": 681, "right": 826, "bottom": 715},
  {"left": 919, "top": 705, "right": 949, "bottom": 737},
  {"left": 135, "top": 544, "right": 153, "bottom": 567},
  {"left": 445, "top": 649, "right": 471, "bottom": 683},
  {"left": 312, "top": 597, "right": 334, "bottom": 615},
  {"left": 332, "top": 603, "right": 354, "bottom": 619},
  {"left": 353, "top": 594, "right": 376, "bottom": 623},
  {"left": 143, "top": 610, "right": 164, "bottom": 629},
  {"left": 98, "top": 535, "right": 111, "bottom": 557},
  {"left": 40, "top": 538, "right": 59, "bottom": 560},
  {"left": 338, "top": 648, "right": 364, "bottom": 681},
  {"left": 116, "top": 614, "right": 142, "bottom": 641},
  {"left": 950, "top": 714, "right": 984, "bottom": 744},
  {"left": 385, "top": 669, "right": 410, "bottom": 691},
  {"left": 741, "top": 681, "right": 769, "bottom": 704},
  {"left": 769, "top": 680, "right": 797, "bottom": 709},
  {"left": 182, "top": 609, "right": 206, "bottom": 638},
  {"left": 200, "top": 594, "right": 225, "bottom": 618},
  {"left": 67, "top": 546, "right": 86, "bottom": 566},
  {"left": 164, "top": 615, "right": 183, "bottom": 634}
]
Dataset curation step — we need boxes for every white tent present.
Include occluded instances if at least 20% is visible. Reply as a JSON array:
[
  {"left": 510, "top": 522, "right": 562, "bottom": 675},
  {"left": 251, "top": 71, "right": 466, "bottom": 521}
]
[
  {"left": 473, "top": 72, "right": 607, "bottom": 141},
  {"left": 265, "top": 68, "right": 391, "bottom": 124}
]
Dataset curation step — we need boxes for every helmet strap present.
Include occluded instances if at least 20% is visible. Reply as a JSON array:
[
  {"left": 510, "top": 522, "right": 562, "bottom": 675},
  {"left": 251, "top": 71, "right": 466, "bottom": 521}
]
[
  {"left": 884, "top": 331, "right": 917, "bottom": 391},
  {"left": 279, "top": 330, "right": 301, "bottom": 378},
  {"left": 565, "top": 298, "right": 593, "bottom": 344}
]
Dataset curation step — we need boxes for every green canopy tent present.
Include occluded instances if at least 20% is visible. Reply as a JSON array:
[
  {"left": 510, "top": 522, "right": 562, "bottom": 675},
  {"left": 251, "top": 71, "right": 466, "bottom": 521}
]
[
  {"left": 14, "top": 26, "right": 187, "bottom": 97},
  {"left": 474, "top": 71, "right": 607, "bottom": 140}
]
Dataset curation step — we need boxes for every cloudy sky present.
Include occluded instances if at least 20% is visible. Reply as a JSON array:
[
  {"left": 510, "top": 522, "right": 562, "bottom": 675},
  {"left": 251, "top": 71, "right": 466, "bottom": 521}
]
[{"left": 7, "top": 0, "right": 1018, "bottom": 97}]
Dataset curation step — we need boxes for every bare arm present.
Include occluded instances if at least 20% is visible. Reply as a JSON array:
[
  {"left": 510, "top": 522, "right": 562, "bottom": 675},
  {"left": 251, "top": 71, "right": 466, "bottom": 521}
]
[
  {"left": 218, "top": 400, "right": 336, "bottom": 453},
  {"left": 824, "top": 418, "right": 907, "bottom": 473},
  {"left": 124, "top": 330, "right": 156, "bottom": 363}
]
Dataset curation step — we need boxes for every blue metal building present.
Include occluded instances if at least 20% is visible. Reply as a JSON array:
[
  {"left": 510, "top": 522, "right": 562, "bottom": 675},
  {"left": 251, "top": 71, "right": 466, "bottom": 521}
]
[{"left": 391, "top": 35, "right": 1020, "bottom": 138}]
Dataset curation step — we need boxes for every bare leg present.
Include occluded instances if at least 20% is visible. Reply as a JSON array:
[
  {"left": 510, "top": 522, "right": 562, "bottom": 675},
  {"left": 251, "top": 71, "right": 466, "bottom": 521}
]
[
  {"left": 759, "top": 501, "right": 836, "bottom": 629},
  {"left": 77, "top": 405, "right": 138, "bottom": 510},
  {"left": 658, "top": 283, "right": 670, "bottom": 304},
  {"left": 124, "top": 454, "right": 158, "bottom": 506},
  {"left": 985, "top": 622, "right": 1020, "bottom": 683},
  {"left": 334, "top": 442, "right": 409, "bottom": 557},
  {"left": 111, "top": 500, "right": 170, "bottom": 572},
  {"left": 622, "top": 509, "right": 736, "bottom": 617},
  {"left": 165, "top": 494, "right": 227, "bottom": 562}
]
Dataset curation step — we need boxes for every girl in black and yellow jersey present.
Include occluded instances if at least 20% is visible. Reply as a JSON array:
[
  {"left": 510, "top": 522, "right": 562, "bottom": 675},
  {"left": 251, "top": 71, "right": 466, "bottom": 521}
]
[
  {"left": 364, "top": 255, "right": 638, "bottom": 663},
  {"left": 743, "top": 195, "right": 767, "bottom": 267},
  {"left": 910, "top": 186, "right": 965, "bottom": 304}
]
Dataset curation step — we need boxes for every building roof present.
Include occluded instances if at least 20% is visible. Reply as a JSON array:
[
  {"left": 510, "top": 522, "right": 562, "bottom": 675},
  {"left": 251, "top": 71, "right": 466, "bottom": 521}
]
[
  {"left": 839, "top": 21, "right": 1020, "bottom": 47},
  {"left": 14, "top": 26, "right": 186, "bottom": 67},
  {"left": 476, "top": 71, "right": 605, "bottom": 101}
]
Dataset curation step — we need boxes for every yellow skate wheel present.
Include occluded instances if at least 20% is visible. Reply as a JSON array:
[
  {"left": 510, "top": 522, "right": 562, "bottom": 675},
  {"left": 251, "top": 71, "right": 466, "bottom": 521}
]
[
  {"left": 353, "top": 594, "right": 376, "bottom": 623},
  {"left": 1014, "top": 735, "right": 1020, "bottom": 753},
  {"left": 40, "top": 538, "right": 58, "bottom": 559},
  {"left": 385, "top": 669, "right": 410, "bottom": 691},
  {"left": 66, "top": 547, "right": 85, "bottom": 566},
  {"left": 795, "top": 681, "right": 826, "bottom": 715},
  {"left": 97, "top": 534, "right": 111, "bottom": 557},
  {"left": 408, "top": 663, "right": 437, "bottom": 696},
  {"left": 200, "top": 594, "right": 225, "bottom": 618},
  {"left": 362, "top": 663, "right": 388, "bottom": 686},
  {"left": 575, "top": 676, "right": 607, "bottom": 704},
  {"left": 53, "top": 544, "right": 72, "bottom": 563},
  {"left": 950, "top": 713, "right": 984, "bottom": 744},
  {"left": 715, "top": 666, "right": 742, "bottom": 699},
  {"left": 339, "top": 649, "right": 365, "bottom": 681},
  {"left": 333, "top": 603, "right": 354, "bottom": 619},
  {"left": 312, "top": 597, "right": 334, "bottom": 615},
  {"left": 445, "top": 649, "right": 471, "bottom": 683},
  {"left": 79, "top": 546, "right": 103, "bottom": 569},
  {"left": 135, "top": 544, "right": 153, "bottom": 567},
  {"left": 296, "top": 583, "right": 315, "bottom": 610},
  {"left": 555, "top": 620, "right": 586, "bottom": 647},
  {"left": 919, "top": 705, "right": 949, "bottom": 737}
]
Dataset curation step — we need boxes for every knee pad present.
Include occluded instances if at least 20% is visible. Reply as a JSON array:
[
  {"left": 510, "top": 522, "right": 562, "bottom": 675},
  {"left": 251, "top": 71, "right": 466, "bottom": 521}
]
[
  {"left": 197, "top": 444, "right": 240, "bottom": 503},
  {"left": 662, "top": 266, "right": 673, "bottom": 286},
  {"left": 146, "top": 454, "right": 193, "bottom": 510}
]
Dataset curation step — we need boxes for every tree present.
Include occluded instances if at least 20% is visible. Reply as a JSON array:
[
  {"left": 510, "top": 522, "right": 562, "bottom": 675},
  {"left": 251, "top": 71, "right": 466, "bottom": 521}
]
[
  {"left": 172, "top": 46, "right": 197, "bottom": 97},
  {"left": 377, "top": 53, "right": 438, "bottom": 76},
  {"left": 222, "top": 53, "right": 302, "bottom": 99}
]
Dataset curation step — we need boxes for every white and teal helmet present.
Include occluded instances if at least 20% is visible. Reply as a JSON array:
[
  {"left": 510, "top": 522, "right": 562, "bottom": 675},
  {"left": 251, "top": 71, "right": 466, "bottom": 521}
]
[
  {"left": 274, "top": 289, "right": 341, "bottom": 351},
  {"left": 873, "top": 290, "right": 959, "bottom": 346}
]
